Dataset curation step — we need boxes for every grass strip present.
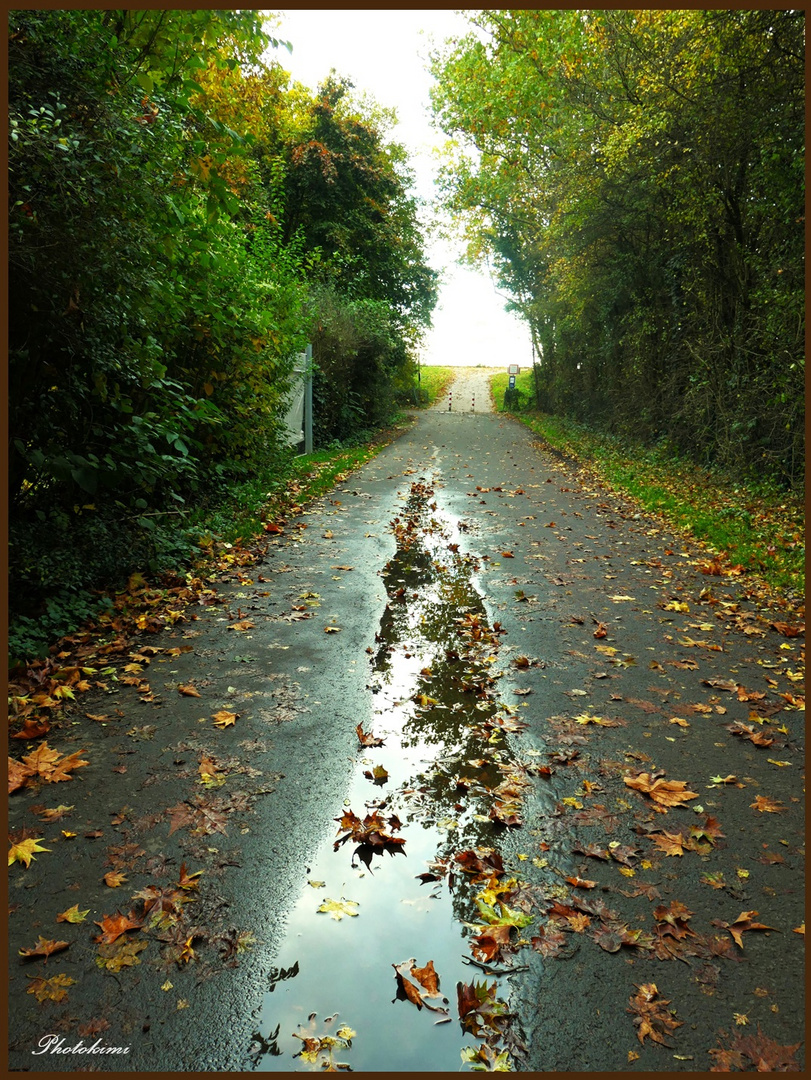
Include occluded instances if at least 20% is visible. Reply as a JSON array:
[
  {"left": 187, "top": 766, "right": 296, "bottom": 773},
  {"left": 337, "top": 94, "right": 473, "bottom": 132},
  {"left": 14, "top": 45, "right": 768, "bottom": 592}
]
[
  {"left": 414, "top": 365, "right": 456, "bottom": 407},
  {"left": 490, "top": 373, "right": 804, "bottom": 603}
]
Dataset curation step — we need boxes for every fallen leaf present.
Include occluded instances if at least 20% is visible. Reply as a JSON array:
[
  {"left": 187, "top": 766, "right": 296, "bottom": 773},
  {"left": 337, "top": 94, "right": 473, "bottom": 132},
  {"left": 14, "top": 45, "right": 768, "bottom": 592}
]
[
  {"left": 624, "top": 772, "right": 699, "bottom": 809},
  {"left": 8, "top": 837, "right": 50, "bottom": 868},
  {"left": 750, "top": 795, "right": 787, "bottom": 813},
  {"left": 56, "top": 904, "right": 90, "bottom": 924},
  {"left": 713, "top": 911, "right": 779, "bottom": 949},
  {"left": 19, "top": 935, "right": 70, "bottom": 961},
  {"left": 356, "top": 723, "right": 384, "bottom": 747},
  {"left": 95, "top": 939, "right": 148, "bottom": 971},
  {"left": 178, "top": 684, "right": 202, "bottom": 697},
  {"left": 26, "top": 973, "right": 75, "bottom": 1003},
  {"left": 627, "top": 982, "right": 683, "bottom": 1047},
  {"left": 457, "top": 979, "right": 510, "bottom": 1039},
  {"left": 93, "top": 910, "right": 144, "bottom": 944},
  {"left": 103, "top": 871, "right": 127, "bottom": 888},
  {"left": 317, "top": 897, "right": 359, "bottom": 921},
  {"left": 460, "top": 1044, "right": 512, "bottom": 1070},
  {"left": 393, "top": 958, "right": 450, "bottom": 1020},
  {"left": 212, "top": 710, "right": 238, "bottom": 729}
]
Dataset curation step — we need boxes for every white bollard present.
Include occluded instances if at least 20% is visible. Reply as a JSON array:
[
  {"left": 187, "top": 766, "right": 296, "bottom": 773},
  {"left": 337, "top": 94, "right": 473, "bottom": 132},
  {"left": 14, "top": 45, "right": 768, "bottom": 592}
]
[
  {"left": 448, "top": 390, "right": 452, "bottom": 412},
  {"left": 472, "top": 394, "right": 475, "bottom": 413}
]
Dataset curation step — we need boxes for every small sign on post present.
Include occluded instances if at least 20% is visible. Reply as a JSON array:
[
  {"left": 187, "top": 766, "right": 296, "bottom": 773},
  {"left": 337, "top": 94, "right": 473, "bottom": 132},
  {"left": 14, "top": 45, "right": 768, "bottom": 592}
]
[
  {"left": 508, "top": 374, "right": 516, "bottom": 389},
  {"left": 508, "top": 364, "right": 520, "bottom": 375}
]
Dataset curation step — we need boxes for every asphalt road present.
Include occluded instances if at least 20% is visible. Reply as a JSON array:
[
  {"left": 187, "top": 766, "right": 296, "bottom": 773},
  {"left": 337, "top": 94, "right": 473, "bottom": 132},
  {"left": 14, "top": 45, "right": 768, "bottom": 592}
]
[{"left": 8, "top": 390, "right": 804, "bottom": 1072}]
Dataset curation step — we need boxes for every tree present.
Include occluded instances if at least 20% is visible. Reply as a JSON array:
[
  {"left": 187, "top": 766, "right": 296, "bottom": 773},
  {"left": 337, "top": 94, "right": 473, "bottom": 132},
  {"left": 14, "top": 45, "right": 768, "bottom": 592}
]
[{"left": 430, "top": 9, "right": 804, "bottom": 486}]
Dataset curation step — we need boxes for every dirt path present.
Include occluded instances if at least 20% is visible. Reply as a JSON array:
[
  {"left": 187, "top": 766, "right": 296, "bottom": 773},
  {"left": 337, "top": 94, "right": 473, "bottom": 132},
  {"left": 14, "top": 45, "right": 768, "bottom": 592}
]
[
  {"left": 8, "top": 408, "right": 804, "bottom": 1072},
  {"left": 430, "top": 365, "right": 501, "bottom": 414}
]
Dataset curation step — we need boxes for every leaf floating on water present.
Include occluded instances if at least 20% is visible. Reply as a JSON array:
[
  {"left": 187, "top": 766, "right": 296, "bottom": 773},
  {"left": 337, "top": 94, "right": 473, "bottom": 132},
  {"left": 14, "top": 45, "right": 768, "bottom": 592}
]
[
  {"left": 392, "top": 958, "right": 451, "bottom": 1022},
  {"left": 356, "top": 723, "right": 384, "bottom": 747},
  {"left": 317, "top": 897, "right": 359, "bottom": 921}
]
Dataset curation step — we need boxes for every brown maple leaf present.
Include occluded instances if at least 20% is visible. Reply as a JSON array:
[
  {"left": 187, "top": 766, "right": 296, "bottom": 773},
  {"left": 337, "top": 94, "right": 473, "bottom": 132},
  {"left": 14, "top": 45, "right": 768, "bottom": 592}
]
[
  {"left": 472, "top": 923, "right": 515, "bottom": 963},
  {"left": 392, "top": 958, "right": 449, "bottom": 1020},
  {"left": 690, "top": 815, "right": 726, "bottom": 845},
  {"left": 10, "top": 717, "right": 51, "bottom": 740},
  {"left": 619, "top": 880, "right": 662, "bottom": 902},
  {"left": 651, "top": 831, "right": 687, "bottom": 856},
  {"left": 93, "top": 910, "right": 144, "bottom": 944},
  {"left": 10, "top": 743, "right": 89, "bottom": 791},
  {"left": 624, "top": 771, "right": 699, "bottom": 809},
  {"left": 356, "top": 723, "right": 384, "bottom": 747},
  {"left": 457, "top": 979, "right": 510, "bottom": 1038},
  {"left": 770, "top": 621, "right": 804, "bottom": 638},
  {"left": 455, "top": 848, "right": 505, "bottom": 881},
  {"left": 566, "top": 912, "right": 591, "bottom": 933},
  {"left": 333, "top": 809, "right": 406, "bottom": 860},
  {"left": 627, "top": 982, "right": 683, "bottom": 1046},
  {"left": 530, "top": 926, "right": 569, "bottom": 958},
  {"left": 729, "top": 1025, "right": 801, "bottom": 1071},
  {"left": 77, "top": 1019, "right": 111, "bottom": 1038},
  {"left": 19, "top": 935, "right": 70, "bottom": 962},
  {"left": 750, "top": 795, "right": 787, "bottom": 813},
  {"left": 654, "top": 902, "right": 695, "bottom": 940},
  {"left": 726, "top": 721, "right": 774, "bottom": 747},
  {"left": 712, "top": 911, "right": 778, "bottom": 949}
]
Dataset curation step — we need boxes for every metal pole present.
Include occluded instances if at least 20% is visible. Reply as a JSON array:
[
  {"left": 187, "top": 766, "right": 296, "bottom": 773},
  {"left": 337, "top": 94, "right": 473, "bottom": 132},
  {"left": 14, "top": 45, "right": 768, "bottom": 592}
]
[{"left": 304, "top": 343, "right": 313, "bottom": 454}]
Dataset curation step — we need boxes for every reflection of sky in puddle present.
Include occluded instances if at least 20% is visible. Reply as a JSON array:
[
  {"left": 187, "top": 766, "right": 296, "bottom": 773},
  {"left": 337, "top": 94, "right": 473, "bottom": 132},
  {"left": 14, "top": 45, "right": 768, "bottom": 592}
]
[{"left": 253, "top": 483, "right": 513, "bottom": 1072}]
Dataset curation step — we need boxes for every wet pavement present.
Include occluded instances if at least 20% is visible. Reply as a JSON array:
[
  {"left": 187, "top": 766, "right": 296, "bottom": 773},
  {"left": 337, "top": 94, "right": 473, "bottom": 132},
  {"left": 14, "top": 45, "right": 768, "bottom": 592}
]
[{"left": 8, "top": 387, "right": 805, "bottom": 1072}]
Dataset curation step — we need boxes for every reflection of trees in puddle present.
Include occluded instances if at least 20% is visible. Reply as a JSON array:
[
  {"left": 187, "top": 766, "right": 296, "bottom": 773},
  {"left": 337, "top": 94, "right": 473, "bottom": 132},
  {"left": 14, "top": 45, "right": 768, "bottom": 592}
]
[
  {"left": 252, "top": 481, "right": 523, "bottom": 1071},
  {"left": 372, "top": 482, "right": 523, "bottom": 932}
]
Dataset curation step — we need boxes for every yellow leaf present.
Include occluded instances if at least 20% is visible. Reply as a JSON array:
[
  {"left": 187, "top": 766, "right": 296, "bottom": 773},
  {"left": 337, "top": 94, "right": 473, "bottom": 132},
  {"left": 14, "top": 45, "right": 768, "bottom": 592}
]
[
  {"left": 317, "top": 897, "right": 359, "bottom": 921},
  {"left": 57, "top": 904, "right": 89, "bottom": 924},
  {"left": 9, "top": 837, "right": 50, "bottom": 868},
  {"left": 26, "top": 974, "right": 75, "bottom": 1002},
  {"left": 212, "top": 710, "right": 238, "bottom": 728}
]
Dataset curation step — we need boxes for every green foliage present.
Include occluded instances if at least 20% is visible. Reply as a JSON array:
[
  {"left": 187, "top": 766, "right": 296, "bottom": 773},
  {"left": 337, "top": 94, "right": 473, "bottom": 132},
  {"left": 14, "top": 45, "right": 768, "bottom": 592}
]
[
  {"left": 8, "top": 9, "right": 436, "bottom": 659},
  {"left": 413, "top": 366, "right": 456, "bottom": 407},
  {"left": 432, "top": 10, "right": 804, "bottom": 489},
  {"left": 308, "top": 286, "right": 410, "bottom": 445}
]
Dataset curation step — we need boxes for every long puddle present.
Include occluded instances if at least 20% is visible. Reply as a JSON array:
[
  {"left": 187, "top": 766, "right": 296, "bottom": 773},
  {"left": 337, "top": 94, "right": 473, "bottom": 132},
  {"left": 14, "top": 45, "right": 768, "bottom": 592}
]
[{"left": 251, "top": 478, "right": 533, "bottom": 1071}]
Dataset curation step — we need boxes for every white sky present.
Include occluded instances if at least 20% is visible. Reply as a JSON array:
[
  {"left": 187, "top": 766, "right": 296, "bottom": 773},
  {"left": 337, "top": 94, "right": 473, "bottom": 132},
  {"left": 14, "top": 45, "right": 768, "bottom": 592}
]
[{"left": 272, "top": 9, "right": 534, "bottom": 368}]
